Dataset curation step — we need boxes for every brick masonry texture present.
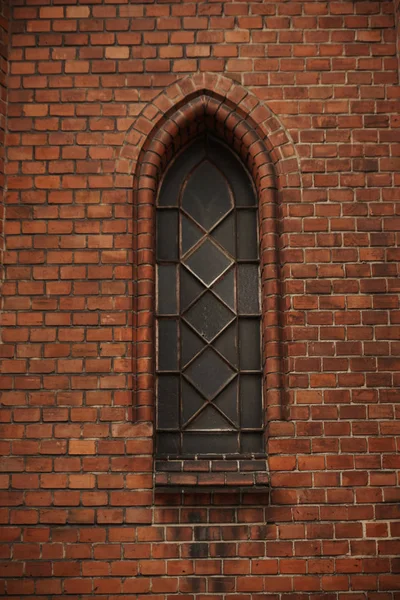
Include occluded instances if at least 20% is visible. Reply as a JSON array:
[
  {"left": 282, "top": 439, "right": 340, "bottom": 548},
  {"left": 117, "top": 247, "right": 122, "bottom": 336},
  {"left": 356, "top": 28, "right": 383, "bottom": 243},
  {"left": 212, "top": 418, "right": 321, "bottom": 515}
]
[
  {"left": 1, "top": 0, "right": 400, "bottom": 598},
  {"left": 0, "top": 0, "right": 8, "bottom": 277}
]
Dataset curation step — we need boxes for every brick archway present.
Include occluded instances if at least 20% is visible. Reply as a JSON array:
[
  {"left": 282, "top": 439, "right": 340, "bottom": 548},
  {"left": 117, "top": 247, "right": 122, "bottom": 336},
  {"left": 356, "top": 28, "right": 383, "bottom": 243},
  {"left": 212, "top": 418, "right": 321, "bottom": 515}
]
[
  {"left": 127, "top": 74, "right": 301, "bottom": 437},
  {"left": 116, "top": 73, "right": 300, "bottom": 190}
]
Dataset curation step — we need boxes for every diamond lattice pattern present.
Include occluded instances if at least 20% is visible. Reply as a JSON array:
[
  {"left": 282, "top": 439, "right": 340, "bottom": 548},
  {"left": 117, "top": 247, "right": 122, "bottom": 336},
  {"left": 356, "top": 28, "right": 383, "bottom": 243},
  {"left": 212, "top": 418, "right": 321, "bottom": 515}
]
[{"left": 181, "top": 161, "right": 239, "bottom": 430}]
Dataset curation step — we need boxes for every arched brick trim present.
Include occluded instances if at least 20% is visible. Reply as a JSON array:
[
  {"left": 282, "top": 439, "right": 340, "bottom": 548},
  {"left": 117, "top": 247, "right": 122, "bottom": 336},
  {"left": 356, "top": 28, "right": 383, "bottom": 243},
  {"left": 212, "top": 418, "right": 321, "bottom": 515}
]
[
  {"left": 116, "top": 73, "right": 300, "bottom": 191},
  {"left": 131, "top": 82, "right": 300, "bottom": 448}
]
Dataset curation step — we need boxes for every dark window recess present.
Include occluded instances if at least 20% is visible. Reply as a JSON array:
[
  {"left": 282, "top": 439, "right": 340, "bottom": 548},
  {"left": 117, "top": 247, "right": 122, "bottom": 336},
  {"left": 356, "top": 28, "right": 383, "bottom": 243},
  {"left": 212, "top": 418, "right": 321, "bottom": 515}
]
[{"left": 156, "top": 135, "right": 263, "bottom": 459}]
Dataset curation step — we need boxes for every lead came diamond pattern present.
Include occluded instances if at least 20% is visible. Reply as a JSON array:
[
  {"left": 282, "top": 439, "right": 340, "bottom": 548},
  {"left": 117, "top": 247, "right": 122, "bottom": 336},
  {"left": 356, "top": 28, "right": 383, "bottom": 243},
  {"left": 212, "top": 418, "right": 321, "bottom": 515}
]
[
  {"left": 183, "top": 292, "right": 234, "bottom": 342},
  {"left": 214, "top": 379, "right": 239, "bottom": 426},
  {"left": 180, "top": 267, "right": 204, "bottom": 311},
  {"left": 156, "top": 136, "right": 262, "bottom": 456},
  {"left": 181, "top": 379, "right": 205, "bottom": 425},
  {"left": 184, "top": 348, "right": 235, "bottom": 399},
  {"left": 181, "top": 323, "right": 206, "bottom": 367},
  {"left": 211, "top": 213, "right": 235, "bottom": 257},
  {"left": 186, "top": 405, "right": 232, "bottom": 430},
  {"left": 182, "top": 160, "right": 233, "bottom": 230},
  {"left": 181, "top": 214, "right": 204, "bottom": 255},
  {"left": 212, "top": 268, "right": 235, "bottom": 311},
  {"left": 183, "top": 238, "right": 233, "bottom": 287}
]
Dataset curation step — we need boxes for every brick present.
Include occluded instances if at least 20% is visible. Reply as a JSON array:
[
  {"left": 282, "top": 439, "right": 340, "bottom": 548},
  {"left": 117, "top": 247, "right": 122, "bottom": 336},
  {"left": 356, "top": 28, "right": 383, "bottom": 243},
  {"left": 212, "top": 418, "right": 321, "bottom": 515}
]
[{"left": 69, "top": 441, "right": 96, "bottom": 455}]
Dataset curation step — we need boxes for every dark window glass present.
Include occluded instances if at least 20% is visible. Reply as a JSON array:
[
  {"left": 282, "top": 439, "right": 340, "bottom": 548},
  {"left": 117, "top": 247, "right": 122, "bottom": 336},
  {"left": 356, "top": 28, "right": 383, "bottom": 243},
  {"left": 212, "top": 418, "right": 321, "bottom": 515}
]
[
  {"left": 156, "top": 135, "right": 263, "bottom": 458},
  {"left": 156, "top": 210, "right": 179, "bottom": 261},
  {"left": 184, "top": 292, "right": 235, "bottom": 343},
  {"left": 157, "top": 265, "right": 177, "bottom": 315},
  {"left": 157, "top": 319, "right": 178, "bottom": 371}
]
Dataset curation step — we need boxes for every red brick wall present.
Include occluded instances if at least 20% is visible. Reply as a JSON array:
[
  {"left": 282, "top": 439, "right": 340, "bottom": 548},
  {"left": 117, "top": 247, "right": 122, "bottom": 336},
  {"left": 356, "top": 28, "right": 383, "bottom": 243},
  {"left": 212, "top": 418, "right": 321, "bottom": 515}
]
[
  {"left": 0, "top": 0, "right": 8, "bottom": 280},
  {"left": 396, "top": 0, "right": 400, "bottom": 79},
  {"left": 1, "top": 1, "right": 400, "bottom": 597}
]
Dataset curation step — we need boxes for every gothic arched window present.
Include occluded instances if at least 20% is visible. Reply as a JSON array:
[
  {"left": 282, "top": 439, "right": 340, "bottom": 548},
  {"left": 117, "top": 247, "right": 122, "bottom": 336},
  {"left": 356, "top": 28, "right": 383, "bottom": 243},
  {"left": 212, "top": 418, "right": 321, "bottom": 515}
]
[{"left": 155, "top": 135, "right": 263, "bottom": 458}]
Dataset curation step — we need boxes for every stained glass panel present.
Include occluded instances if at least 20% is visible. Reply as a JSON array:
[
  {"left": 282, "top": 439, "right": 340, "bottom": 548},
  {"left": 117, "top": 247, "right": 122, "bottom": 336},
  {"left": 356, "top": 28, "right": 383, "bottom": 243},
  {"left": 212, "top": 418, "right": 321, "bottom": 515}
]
[
  {"left": 212, "top": 268, "right": 235, "bottom": 311},
  {"left": 157, "top": 265, "right": 177, "bottom": 315},
  {"left": 180, "top": 323, "right": 206, "bottom": 367},
  {"left": 237, "top": 210, "right": 258, "bottom": 260},
  {"left": 213, "top": 322, "right": 238, "bottom": 367},
  {"left": 184, "top": 347, "right": 235, "bottom": 399},
  {"left": 180, "top": 267, "right": 204, "bottom": 311},
  {"left": 182, "top": 379, "right": 205, "bottom": 425},
  {"left": 181, "top": 214, "right": 204, "bottom": 256},
  {"left": 238, "top": 264, "right": 260, "bottom": 315},
  {"left": 183, "top": 238, "right": 233, "bottom": 287},
  {"left": 186, "top": 405, "right": 233, "bottom": 430},
  {"left": 212, "top": 213, "right": 235, "bottom": 257},
  {"left": 157, "top": 319, "right": 178, "bottom": 372},
  {"left": 183, "top": 292, "right": 235, "bottom": 343},
  {"left": 182, "top": 161, "right": 233, "bottom": 230},
  {"left": 240, "top": 375, "right": 262, "bottom": 428},
  {"left": 156, "top": 210, "right": 178, "bottom": 261},
  {"left": 239, "top": 318, "right": 261, "bottom": 370},
  {"left": 214, "top": 378, "right": 239, "bottom": 426},
  {"left": 156, "top": 135, "right": 263, "bottom": 457},
  {"left": 158, "top": 138, "right": 205, "bottom": 207},
  {"left": 182, "top": 433, "right": 239, "bottom": 456},
  {"left": 241, "top": 433, "right": 263, "bottom": 454},
  {"left": 157, "top": 376, "right": 179, "bottom": 429}
]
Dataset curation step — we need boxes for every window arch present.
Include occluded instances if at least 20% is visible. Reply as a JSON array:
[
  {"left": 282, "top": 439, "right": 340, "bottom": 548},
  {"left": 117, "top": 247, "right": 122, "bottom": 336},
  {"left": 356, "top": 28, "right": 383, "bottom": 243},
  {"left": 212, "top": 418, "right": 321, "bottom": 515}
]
[{"left": 155, "top": 135, "right": 263, "bottom": 458}]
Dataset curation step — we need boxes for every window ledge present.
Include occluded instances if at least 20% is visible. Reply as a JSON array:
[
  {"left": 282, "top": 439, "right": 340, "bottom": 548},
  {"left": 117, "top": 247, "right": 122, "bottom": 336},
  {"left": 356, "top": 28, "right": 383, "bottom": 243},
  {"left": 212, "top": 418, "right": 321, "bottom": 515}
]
[{"left": 155, "top": 458, "right": 269, "bottom": 490}]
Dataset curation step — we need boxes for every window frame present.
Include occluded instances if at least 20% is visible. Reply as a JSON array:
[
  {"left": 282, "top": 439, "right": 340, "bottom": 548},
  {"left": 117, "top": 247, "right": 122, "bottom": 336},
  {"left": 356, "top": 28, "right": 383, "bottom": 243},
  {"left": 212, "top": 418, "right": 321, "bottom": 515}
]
[
  {"left": 132, "top": 93, "right": 285, "bottom": 488},
  {"left": 155, "top": 135, "right": 265, "bottom": 460}
]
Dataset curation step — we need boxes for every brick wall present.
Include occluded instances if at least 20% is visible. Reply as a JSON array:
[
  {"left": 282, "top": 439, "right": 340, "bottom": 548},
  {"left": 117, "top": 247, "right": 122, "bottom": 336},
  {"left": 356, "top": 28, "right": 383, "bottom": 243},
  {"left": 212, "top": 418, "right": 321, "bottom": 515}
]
[
  {"left": 0, "top": 0, "right": 8, "bottom": 281},
  {"left": 1, "top": 0, "right": 400, "bottom": 598},
  {"left": 396, "top": 0, "right": 400, "bottom": 79}
]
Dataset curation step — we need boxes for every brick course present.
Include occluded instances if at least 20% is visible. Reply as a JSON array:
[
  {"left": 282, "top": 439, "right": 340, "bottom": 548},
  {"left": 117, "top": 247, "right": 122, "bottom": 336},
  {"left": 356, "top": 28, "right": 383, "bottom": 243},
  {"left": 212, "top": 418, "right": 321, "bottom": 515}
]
[{"left": 1, "top": 0, "right": 400, "bottom": 598}]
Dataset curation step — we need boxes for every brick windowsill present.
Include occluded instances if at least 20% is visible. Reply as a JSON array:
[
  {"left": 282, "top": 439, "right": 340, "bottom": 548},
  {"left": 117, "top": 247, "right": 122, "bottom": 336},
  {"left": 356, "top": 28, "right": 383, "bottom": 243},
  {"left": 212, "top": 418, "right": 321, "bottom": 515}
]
[{"left": 155, "top": 458, "right": 269, "bottom": 489}]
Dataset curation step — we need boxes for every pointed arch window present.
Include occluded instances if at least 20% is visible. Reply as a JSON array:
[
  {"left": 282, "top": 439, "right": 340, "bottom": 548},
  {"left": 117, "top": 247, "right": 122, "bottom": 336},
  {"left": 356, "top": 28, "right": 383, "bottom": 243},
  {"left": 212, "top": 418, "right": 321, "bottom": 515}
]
[{"left": 156, "top": 135, "right": 263, "bottom": 458}]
